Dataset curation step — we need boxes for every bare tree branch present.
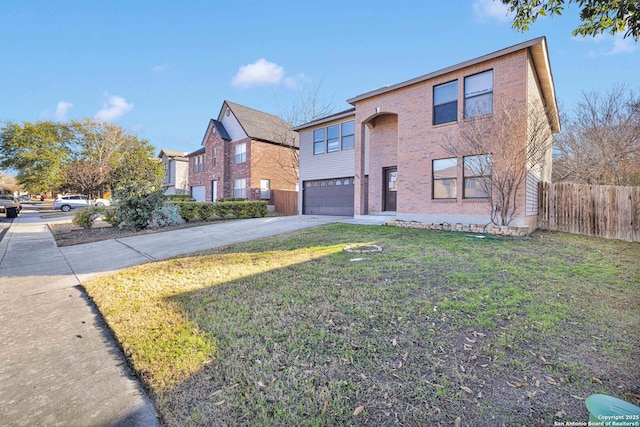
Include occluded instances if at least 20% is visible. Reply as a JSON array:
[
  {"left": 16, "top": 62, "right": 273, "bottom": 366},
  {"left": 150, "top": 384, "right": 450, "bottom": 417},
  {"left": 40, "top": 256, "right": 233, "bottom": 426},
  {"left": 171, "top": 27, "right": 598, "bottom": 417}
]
[{"left": 442, "top": 98, "right": 554, "bottom": 226}]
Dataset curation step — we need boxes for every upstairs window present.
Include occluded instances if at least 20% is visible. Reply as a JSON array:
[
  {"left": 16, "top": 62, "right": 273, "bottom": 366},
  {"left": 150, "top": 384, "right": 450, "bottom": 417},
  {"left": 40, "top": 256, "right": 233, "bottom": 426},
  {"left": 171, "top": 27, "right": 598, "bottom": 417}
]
[
  {"left": 463, "top": 154, "right": 492, "bottom": 198},
  {"left": 341, "top": 121, "right": 355, "bottom": 150},
  {"left": 327, "top": 125, "right": 339, "bottom": 152},
  {"left": 464, "top": 70, "right": 493, "bottom": 118},
  {"left": 433, "top": 80, "right": 458, "bottom": 125},
  {"left": 212, "top": 148, "right": 217, "bottom": 166},
  {"left": 234, "top": 143, "right": 246, "bottom": 164},
  {"left": 313, "top": 128, "right": 325, "bottom": 155},
  {"left": 433, "top": 158, "right": 458, "bottom": 199}
]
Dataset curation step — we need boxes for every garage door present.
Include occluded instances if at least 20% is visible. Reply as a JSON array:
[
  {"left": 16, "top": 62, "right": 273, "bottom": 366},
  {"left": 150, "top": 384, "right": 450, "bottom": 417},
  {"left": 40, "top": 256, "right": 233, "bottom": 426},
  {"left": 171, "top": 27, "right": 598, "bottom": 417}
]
[
  {"left": 303, "top": 177, "right": 354, "bottom": 216},
  {"left": 191, "top": 185, "right": 205, "bottom": 202}
]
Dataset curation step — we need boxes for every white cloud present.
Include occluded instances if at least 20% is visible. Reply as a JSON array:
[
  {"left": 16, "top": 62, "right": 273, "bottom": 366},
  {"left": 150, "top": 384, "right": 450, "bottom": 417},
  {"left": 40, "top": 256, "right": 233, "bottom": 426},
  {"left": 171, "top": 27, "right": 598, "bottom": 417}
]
[
  {"left": 609, "top": 34, "right": 637, "bottom": 55},
  {"left": 55, "top": 101, "right": 73, "bottom": 121},
  {"left": 94, "top": 95, "right": 134, "bottom": 122},
  {"left": 152, "top": 64, "right": 168, "bottom": 73},
  {"left": 283, "top": 73, "right": 311, "bottom": 90},
  {"left": 573, "top": 32, "right": 637, "bottom": 56},
  {"left": 231, "top": 58, "right": 284, "bottom": 89},
  {"left": 472, "top": 0, "right": 512, "bottom": 22}
]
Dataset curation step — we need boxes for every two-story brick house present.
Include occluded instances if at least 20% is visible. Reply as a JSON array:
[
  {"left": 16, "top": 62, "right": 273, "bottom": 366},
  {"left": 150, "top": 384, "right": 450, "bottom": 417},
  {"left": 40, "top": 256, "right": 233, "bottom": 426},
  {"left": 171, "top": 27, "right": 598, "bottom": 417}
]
[
  {"left": 157, "top": 149, "right": 189, "bottom": 195},
  {"left": 295, "top": 37, "right": 560, "bottom": 228},
  {"left": 187, "top": 100, "right": 298, "bottom": 202}
]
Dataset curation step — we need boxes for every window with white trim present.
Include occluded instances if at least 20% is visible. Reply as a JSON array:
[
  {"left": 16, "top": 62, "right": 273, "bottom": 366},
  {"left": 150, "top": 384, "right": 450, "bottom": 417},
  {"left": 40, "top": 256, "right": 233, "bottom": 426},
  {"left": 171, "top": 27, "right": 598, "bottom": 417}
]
[
  {"left": 327, "top": 125, "right": 339, "bottom": 153},
  {"left": 341, "top": 121, "right": 355, "bottom": 150},
  {"left": 234, "top": 143, "right": 246, "bottom": 164},
  {"left": 464, "top": 70, "right": 493, "bottom": 118},
  {"left": 313, "top": 128, "right": 325, "bottom": 155},
  {"left": 212, "top": 148, "right": 217, "bottom": 166},
  {"left": 233, "top": 178, "right": 246, "bottom": 198},
  {"left": 260, "top": 179, "right": 270, "bottom": 199}
]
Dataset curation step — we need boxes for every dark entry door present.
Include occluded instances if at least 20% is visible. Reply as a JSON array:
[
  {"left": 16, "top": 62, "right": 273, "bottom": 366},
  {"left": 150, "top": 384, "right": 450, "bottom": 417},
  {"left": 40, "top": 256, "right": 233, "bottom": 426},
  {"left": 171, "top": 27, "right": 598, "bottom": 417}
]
[{"left": 384, "top": 167, "right": 397, "bottom": 211}]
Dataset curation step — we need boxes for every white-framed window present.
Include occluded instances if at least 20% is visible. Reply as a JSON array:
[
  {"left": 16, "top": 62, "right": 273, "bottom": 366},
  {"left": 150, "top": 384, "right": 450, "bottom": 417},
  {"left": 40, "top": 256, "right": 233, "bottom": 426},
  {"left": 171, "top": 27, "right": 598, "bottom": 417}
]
[
  {"left": 433, "top": 80, "right": 458, "bottom": 125},
  {"left": 164, "top": 162, "right": 170, "bottom": 182},
  {"left": 327, "top": 125, "right": 339, "bottom": 153},
  {"left": 193, "top": 154, "right": 205, "bottom": 172},
  {"left": 212, "top": 148, "right": 217, "bottom": 166},
  {"left": 234, "top": 143, "right": 246, "bottom": 164},
  {"left": 260, "top": 179, "right": 270, "bottom": 199},
  {"left": 463, "top": 154, "right": 492, "bottom": 198},
  {"left": 341, "top": 121, "right": 355, "bottom": 150},
  {"left": 234, "top": 178, "right": 246, "bottom": 198},
  {"left": 313, "top": 128, "right": 325, "bottom": 155},
  {"left": 433, "top": 157, "right": 458, "bottom": 199},
  {"left": 464, "top": 70, "right": 493, "bottom": 118}
]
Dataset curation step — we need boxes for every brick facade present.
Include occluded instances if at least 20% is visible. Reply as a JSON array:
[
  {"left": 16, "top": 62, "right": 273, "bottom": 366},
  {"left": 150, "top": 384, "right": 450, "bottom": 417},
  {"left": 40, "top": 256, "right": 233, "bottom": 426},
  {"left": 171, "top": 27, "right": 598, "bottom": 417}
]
[
  {"left": 188, "top": 119, "right": 298, "bottom": 202},
  {"left": 301, "top": 37, "right": 559, "bottom": 228}
]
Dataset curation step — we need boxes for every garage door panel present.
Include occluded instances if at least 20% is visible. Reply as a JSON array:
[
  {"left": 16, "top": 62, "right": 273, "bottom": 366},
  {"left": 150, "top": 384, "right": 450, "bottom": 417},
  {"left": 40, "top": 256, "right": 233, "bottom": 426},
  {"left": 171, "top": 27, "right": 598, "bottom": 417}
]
[
  {"left": 303, "top": 178, "right": 354, "bottom": 216},
  {"left": 191, "top": 185, "right": 205, "bottom": 202}
]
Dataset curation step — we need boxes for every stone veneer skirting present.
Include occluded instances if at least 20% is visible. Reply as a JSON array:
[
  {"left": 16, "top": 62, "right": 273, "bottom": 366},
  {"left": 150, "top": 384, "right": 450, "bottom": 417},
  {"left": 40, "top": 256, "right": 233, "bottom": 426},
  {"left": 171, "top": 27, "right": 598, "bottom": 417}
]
[{"left": 384, "top": 220, "right": 532, "bottom": 237}]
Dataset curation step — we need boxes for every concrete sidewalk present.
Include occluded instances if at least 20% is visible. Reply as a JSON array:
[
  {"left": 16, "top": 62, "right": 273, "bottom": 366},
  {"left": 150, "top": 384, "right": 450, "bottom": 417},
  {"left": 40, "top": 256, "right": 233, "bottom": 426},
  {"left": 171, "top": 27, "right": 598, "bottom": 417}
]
[
  {"left": 0, "top": 213, "right": 161, "bottom": 427},
  {"left": 0, "top": 211, "right": 388, "bottom": 426}
]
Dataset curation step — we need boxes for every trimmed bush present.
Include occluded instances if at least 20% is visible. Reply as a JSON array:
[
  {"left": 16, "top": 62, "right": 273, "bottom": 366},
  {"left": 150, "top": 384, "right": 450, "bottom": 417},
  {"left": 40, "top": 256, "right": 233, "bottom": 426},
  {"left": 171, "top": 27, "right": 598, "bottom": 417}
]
[
  {"left": 167, "top": 194, "right": 194, "bottom": 202},
  {"left": 173, "top": 200, "right": 267, "bottom": 222},
  {"left": 73, "top": 206, "right": 105, "bottom": 229}
]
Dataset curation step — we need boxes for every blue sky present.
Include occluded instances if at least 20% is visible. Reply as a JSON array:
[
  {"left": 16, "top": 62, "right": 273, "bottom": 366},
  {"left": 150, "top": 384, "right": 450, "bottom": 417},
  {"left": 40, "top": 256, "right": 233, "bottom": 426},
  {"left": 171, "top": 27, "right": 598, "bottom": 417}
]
[{"left": 1, "top": 0, "right": 638, "bottom": 155}]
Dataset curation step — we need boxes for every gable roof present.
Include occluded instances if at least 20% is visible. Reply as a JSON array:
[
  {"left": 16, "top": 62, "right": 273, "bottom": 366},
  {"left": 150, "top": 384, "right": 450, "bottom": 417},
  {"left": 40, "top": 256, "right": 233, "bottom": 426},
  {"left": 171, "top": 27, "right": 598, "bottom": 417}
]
[
  {"left": 200, "top": 119, "right": 231, "bottom": 146},
  {"left": 158, "top": 149, "right": 188, "bottom": 159},
  {"left": 347, "top": 36, "right": 559, "bottom": 132},
  {"left": 219, "top": 100, "right": 299, "bottom": 148},
  {"left": 186, "top": 147, "right": 205, "bottom": 157}
]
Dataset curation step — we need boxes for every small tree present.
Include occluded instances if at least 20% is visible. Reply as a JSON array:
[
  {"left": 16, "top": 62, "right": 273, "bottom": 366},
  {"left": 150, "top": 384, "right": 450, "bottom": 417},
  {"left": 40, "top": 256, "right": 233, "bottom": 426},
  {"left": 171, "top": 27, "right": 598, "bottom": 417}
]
[
  {"left": 111, "top": 145, "right": 166, "bottom": 230},
  {"left": 60, "top": 160, "right": 111, "bottom": 198},
  {"left": 443, "top": 99, "right": 555, "bottom": 226}
]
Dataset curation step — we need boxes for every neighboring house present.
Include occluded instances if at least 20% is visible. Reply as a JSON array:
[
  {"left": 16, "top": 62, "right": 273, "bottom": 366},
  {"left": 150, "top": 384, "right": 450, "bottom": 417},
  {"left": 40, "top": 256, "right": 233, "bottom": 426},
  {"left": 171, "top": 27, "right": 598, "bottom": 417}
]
[
  {"left": 158, "top": 149, "right": 189, "bottom": 195},
  {"left": 187, "top": 100, "right": 298, "bottom": 202},
  {"left": 295, "top": 36, "right": 560, "bottom": 228}
]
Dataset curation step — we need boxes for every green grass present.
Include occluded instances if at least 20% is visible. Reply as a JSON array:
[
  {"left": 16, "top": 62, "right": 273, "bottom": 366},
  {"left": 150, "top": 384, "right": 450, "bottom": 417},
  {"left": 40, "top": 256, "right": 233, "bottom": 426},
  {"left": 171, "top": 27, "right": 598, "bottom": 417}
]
[{"left": 82, "top": 224, "right": 640, "bottom": 426}]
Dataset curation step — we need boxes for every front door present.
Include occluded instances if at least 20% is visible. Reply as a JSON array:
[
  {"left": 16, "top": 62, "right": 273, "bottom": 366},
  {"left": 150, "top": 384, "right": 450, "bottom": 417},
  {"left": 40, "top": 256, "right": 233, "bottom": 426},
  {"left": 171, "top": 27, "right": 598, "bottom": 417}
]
[
  {"left": 211, "top": 180, "right": 218, "bottom": 202},
  {"left": 384, "top": 167, "right": 397, "bottom": 211}
]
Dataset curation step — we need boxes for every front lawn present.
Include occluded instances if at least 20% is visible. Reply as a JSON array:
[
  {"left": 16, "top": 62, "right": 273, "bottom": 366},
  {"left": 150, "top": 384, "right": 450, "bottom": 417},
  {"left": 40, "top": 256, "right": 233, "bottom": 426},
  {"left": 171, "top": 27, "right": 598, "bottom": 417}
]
[{"left": 82, "top": 224, "right": 640, "bottom": 426}]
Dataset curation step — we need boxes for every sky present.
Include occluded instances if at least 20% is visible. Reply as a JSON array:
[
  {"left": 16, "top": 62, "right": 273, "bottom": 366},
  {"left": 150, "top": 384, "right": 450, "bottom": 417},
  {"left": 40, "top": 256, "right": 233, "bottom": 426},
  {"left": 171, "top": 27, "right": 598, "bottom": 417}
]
[{"left": 1, "top": 0, "right": 638, "bottom": 156}]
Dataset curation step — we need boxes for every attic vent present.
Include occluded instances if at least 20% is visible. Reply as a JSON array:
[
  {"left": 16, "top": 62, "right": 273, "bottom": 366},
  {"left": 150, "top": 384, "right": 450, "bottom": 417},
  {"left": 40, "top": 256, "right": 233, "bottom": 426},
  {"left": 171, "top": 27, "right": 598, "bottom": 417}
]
[{"left": 226, "top": 109, "right": 230, "bottom": 116}]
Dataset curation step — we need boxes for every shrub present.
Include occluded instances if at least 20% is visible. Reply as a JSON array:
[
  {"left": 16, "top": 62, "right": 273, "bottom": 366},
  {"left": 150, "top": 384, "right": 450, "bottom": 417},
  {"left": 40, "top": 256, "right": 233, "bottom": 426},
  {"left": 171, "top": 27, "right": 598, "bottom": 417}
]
[
  {"left": 174, "top": 200, "right": 267, "bottom": 221},
  {"left": 175, "top": 202, "right": 197, "bottom": 222},
  {"left": 167, "top": 194, "right": 194, "bottom": 202},
  {"left": 148, "top": 205, "right": 184, "bottom": 228},
  {"left": 102, "top": 206, "right": 120, "bottom": 227},
  {"left": 117, "top": 190, "right": 166, "bottom": 231},
  {"left": 72, "top": 206, "right": 105, "bottom": 229}
]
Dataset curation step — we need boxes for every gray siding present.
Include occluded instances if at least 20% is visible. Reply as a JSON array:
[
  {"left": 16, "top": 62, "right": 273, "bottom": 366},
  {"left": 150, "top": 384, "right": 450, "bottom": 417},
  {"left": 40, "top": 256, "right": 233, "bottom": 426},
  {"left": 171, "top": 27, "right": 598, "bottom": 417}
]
[{"left": 221, "top": 111, "right": 248, "bottom": 142}]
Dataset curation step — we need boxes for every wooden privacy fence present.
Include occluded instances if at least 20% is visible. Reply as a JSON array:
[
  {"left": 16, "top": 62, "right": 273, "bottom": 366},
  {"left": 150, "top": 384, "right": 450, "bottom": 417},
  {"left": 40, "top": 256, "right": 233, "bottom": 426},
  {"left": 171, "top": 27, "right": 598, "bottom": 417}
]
[
  {"left": 271, "top": 189, "right": 298, "bottom": 216},
  {"left": 538, "top": 182, "right": 640, "bottom": 242}
]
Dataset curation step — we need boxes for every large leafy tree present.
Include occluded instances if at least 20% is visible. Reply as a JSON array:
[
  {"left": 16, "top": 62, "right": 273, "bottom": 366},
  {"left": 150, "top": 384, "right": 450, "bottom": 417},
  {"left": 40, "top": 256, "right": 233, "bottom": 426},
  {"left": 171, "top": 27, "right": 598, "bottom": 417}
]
[
  {"left": 65, "top": 119, "right": 153, "bottom": 195},
  {"left": 501, "top": 0, "right": 640, "bottom": 40},
  {"left": 0, "top": 121, "right": 71, "bottom": 194}
]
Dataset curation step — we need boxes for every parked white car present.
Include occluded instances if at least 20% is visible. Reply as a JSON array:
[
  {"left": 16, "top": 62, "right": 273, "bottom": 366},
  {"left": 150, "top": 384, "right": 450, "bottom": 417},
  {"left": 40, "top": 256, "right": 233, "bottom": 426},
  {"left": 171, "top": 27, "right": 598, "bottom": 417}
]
[{"left": 53, "top": 195, "right": 111, "bottom": 212}]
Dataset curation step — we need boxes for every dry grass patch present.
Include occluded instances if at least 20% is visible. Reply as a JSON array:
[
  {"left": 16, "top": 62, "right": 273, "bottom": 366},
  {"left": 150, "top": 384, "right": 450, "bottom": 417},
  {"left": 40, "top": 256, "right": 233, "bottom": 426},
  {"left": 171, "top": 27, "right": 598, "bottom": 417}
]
[{"left": 82, "top": 224, "right": 640, "bottom": 426}]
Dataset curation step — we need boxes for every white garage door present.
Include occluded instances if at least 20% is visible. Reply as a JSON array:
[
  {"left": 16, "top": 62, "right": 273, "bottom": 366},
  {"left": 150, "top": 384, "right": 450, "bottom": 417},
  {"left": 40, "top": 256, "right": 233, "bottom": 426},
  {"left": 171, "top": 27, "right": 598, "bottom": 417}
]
[{"left": 191, "top": 185, "right": 205, "bottom": 202}]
